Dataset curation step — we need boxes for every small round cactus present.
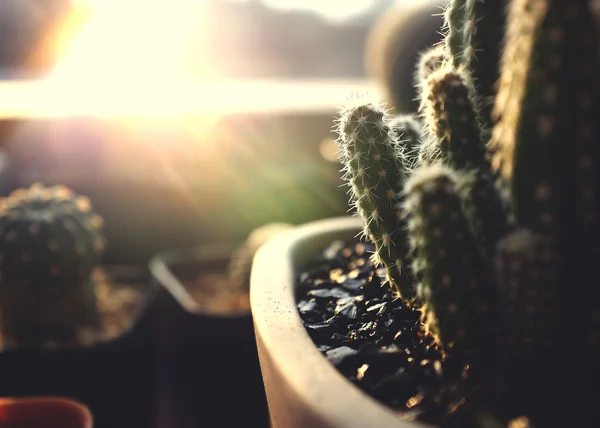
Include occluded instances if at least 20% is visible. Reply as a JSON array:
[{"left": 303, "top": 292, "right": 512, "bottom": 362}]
[{"left": 0, "top": 183, "right": 105, "bottom": 346}]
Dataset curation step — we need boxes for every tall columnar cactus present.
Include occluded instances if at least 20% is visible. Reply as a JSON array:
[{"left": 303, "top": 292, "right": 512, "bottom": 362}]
[
  {"left": 336, "top": 101, "right": 412, "bottom": 297},
  {"left": 495, "top": 229, "right": 564, "bottom": 358},
  {"left": 0, "top": 183, "right": 105, "bottom": 346},
  {"left": 461, "top": 0, "right": 508, "bottom": 125},
  {"left": 491, "top": 0, "right": 600, "bottom": 349},
  {"left": 443, "top": 0, "right": 467, "bottom": 68},
  {"left": 420, "top": 65, "right": 511, "bottom": 259},
  {"left": 404, "top": 163, "right": 499, "bottom": 357},
  {"left": 443, "top": 0, "right": 508, "bottom": 127}
]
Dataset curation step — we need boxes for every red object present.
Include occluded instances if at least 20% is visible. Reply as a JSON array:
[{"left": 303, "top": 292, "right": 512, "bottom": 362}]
[{"left": 0, "top": 397, "right": 92, "bottom": 428}]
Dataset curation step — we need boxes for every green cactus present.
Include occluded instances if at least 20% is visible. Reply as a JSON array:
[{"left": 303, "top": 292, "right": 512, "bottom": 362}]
[
  {"left": 0, "top": 183, "right": 105, "bottom": 346},
  {"left": 491, "top": 0, "right": 600, "bottom": 351},
  {"left": 336, "top": 100, "right": 412, "bottom": 297},
  {"left": 420, "top": 66, "right": 487, "bottom": 170},
  {"left": 420, "top": 65, "right": 511, "bottom": 259},
  {"left": 389, "top": 114, "right": 423, "bottom": 170},
  {"left": 415, "top": 43, "right": 447, "bottom": 91},
  {"left": 334, "top": 0, "right": 600, "bottom": 422},
  {"left": 404, "top": 163, "right": 498, "bottom": 357},
  {"left": 460, "top": 0, "right": 508, "bottom": 126},
  {"left": 495, "top": 229, "right": 564, "bottom": 358},
  {"left": 443, "top": 0, "right": 468, "bottom": 67}
]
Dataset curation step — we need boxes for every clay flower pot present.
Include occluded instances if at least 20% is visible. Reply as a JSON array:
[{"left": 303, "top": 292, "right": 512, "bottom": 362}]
[
  {"left": 0, "top": 396, "right": 93, "bottom": 428},
  {"left": 0, "top": 266, "right": 159, "bottom": 428},
  {"left": 251, "top": 217, "right": 423, "bottom": 428},
  {"left": 149, "top": 243, "right": 269, "bottom": 428}
]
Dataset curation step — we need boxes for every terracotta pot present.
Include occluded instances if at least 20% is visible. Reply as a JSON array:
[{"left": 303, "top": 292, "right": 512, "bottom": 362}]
[
  {"left": 0, "top": 396, "right": 93, "bottom": 428},
  {"left": 149, "top": 244, "right": 269, "bottom": 428},
  {"left": 0, "top": 266, "right": 160, "bottom": 428},
  {"left": 251, "top": 216, "right": 425, "bottom": 428}
]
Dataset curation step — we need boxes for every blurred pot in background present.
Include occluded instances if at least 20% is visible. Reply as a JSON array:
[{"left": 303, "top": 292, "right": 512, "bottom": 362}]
[
  {"left": 0, "top": 184, "right": 159, "bottom": 428},
  {"left": 149, "top": 223, "right": 293, "bottom": 428},
  {"left": 365, "top": 0, "right": 446, "bottom": 113}
]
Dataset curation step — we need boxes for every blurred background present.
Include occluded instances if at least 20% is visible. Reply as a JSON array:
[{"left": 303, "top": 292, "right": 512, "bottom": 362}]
[{"left": 0, "top": 0, "right": 442, "bottom": 264}]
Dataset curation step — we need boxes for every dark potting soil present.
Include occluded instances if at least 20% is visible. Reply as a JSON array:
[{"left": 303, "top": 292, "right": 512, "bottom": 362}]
[
  {"left": 296, "top": 240, "right": 482, "bottom": 426},
  {"left": 0, "top": 268, "right": 146, "bottom": 350}
]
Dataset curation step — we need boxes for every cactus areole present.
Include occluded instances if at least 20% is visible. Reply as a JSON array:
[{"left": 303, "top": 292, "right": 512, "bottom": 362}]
[{"left": 293, "top": 0, "right": 600, "bottom": 426}]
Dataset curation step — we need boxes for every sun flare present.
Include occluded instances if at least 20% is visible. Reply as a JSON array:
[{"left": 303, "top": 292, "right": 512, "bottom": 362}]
[{"left": 44, "top": 0, "right": 211, "bottom": 114}]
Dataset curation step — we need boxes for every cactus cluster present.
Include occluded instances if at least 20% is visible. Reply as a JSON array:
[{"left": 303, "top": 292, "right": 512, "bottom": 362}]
[
  {"left": 0, "top": 183, "right": 105, "bottom": 346},
  {"left": 337, "top": 0, "right": 600, "bottom": 421}
]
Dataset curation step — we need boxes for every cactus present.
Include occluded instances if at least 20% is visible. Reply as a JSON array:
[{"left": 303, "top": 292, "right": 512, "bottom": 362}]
[
  {"left": 460, "top": 0, "right": 508, "bottom": 126},
  {"left": 404, "top": 163, "right": 498, "bottom": 357},
  {"left": 389, "top": 114, "right": 423, "bottom": 170},
  {"left": 415, "top": 43, "right": 447, "bottom": 94},
  {"left": 333, "top": 0, "right": 600, "bottom": 422},
  {"left": 0, "top": 183, "right": 105, "bottom": 346},
  {"left": 495, "top": 229, "right": 564, "bottom": 358},
  {"left": 443, "top": 0, "right": 508, "bottom": 127},
  {"left": 443, "top": 0, "right": 468, "bottom": 67},
  {"left": 336, "top": 100, "right": 412, "bottom": 297},
  {"left": 491, "top": 0, "right": 600, "bottom": 351},
  {"left": 421, "top": 65, "right": 511, "bottom": 259},
  {"left": 420, "top": 66, "right": 487, "bottom": 170}
]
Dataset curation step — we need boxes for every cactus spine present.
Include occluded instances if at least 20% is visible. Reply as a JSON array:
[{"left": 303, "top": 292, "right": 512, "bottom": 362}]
[
  {"left": 389, "top": 114, "right": 423, "bottom": 170},
  {"left": 0, "top": 183, "right": 105, "bottom": 346},
  {"left": 444, "top": 0, "right": 468, "bottom": 67}
]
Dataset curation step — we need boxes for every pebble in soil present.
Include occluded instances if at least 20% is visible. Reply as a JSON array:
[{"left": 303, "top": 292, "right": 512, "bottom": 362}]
[{"left": 296, "top": 240, "right": 480, "bottom": 426}]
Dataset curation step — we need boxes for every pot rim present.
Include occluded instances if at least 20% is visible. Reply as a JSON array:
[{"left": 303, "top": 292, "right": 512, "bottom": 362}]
[
  {"left": 0, "top": 396, "right": 93, "bottom": 428},
  {"left": 250, "top": 216, "right": 428, "bottom": 428},
  {"left": 148, "top": 242, "right": 251, "bottom": 318}
]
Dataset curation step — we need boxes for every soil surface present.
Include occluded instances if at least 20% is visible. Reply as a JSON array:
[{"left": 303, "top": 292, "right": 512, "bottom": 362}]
[
  {"left": 184, "top": 272, "right": 250, "bottom": 315},
  {"left": 297, "top": 240, "right": 600, "bottom": 427},
  {"left": 296, "top": 240, "right": 481, "bottom": 426}
]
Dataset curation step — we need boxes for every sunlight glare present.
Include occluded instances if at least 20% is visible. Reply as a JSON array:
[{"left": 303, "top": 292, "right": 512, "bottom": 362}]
[{"left": 45, "top": 0, "right": 209, "bottom": 113}]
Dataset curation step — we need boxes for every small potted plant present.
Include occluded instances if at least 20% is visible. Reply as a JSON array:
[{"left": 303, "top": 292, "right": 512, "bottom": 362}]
[
  {"left": 149, "top": 222, "right": 292, "bottom": 428},
  {"left": 252, "top": 1, "right": 600, "bottom": 427},
  {"left": 0, "top": 396, "right": 93, "bottom": 428},
  {"left": 0, "top": 183, "right": 159, "bottom": 428}
]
